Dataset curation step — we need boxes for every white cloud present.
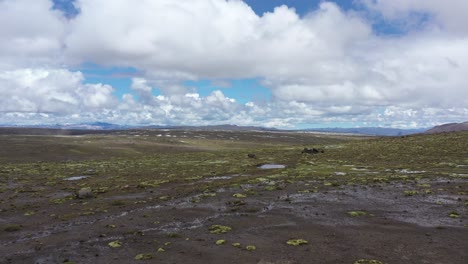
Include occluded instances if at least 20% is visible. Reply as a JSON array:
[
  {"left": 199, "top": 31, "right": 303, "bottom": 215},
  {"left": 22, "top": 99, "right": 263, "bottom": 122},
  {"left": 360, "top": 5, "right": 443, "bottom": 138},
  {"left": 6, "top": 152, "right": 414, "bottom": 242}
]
[
  {"left": 0, "top": 68, "right": 117, "bottom": 114},
  {"left": 0, "top": 0, "right": 67, "bottom": 69},
  {"left": 65, "top": 1, "right": 372, "bottom": 80},
  {"left": 360, "top": 0, "right": 468, "bottom": 34},
  {"left": 0, "top": 0, "right": 466, "bottom": 128}
]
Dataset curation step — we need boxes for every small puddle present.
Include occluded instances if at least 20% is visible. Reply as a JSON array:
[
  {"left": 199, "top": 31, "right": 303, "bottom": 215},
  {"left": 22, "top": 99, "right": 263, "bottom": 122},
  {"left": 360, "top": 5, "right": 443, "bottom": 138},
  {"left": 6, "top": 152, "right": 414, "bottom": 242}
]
[
  {"left": 207, "top": 176, "right": 233, "bottom": 180},
  {"left": 64, "top": 176, "right": 90, "bottom": 181},
  {"left": 258, "top": 164, "right": 286, "bottom": 169}
]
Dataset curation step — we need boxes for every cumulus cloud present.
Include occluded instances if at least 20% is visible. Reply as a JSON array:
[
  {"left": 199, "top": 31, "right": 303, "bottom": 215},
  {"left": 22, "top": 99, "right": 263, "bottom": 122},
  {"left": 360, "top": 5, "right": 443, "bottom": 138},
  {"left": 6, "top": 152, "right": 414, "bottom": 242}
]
[
  {"left": 0, "top": 68, "right": 117, "bottom": 114},
  {"left": 0, "top": 0, "right": 66, "bottom": 69},
  {"left": 0, "top": 0, "right": 466, "bottom": 128},
  {"left": 360, "top": 0, "right": 468, "bottom": 34},
  {"left": 65, "top": 1, "right": 371, "bottom": 79}
]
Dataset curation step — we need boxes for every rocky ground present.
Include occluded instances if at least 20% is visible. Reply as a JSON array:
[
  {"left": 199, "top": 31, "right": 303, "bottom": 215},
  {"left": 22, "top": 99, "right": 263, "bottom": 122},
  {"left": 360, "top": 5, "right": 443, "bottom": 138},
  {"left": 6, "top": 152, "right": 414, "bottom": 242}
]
[{"left": 0, "top": 130, "right": 466, "bottom": 264}]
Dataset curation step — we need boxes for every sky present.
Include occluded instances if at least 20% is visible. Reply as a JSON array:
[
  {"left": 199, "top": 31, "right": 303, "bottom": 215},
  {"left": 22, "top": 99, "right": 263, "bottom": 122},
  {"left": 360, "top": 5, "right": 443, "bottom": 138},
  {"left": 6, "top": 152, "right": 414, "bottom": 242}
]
[{"left": 0, "top": 0, "right": 467, "bottom": 129}]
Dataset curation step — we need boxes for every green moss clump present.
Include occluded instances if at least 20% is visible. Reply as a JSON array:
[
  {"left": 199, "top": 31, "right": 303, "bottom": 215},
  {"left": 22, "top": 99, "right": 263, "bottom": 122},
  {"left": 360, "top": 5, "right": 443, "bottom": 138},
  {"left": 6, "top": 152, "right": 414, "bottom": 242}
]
[
  {"left": 216, "top": 239, "right": 226, "bottom": 245},
  {"left": 232, "top": 242, "right": 241, "bottom": 248},
  {"left": 347, "top": 211, "right": 367, "bottom": 217},
  {"left": 286, "top": 239, "right": 308, "bottom": 246},
  {"left": 233, "top": 193, "right": 247, "bottom": 198},
  {"left": 353, "top": 259, "right": 383, "bottom": 264},
  {"left": 108, "top": 240, "right": 122, "bottom": 248},
  {"left": 404, "top": 190, "right": 419, "bottom": 196},
  {"left": 201, "top": 193, "right": 217, "bottom": 198},
  {"left": 166, "top": 233, "right": 180, "bottom": 238},
  {"left": 209, "top": 225, "right": 232, "bottom": 234},
  {"left": 4, "top": 224, "right": 22, "bottom": 232},
  {"left": 159, "top": 195, "right": 170, "bottom": 201},
  {"left": 245, "top": 245, "right": 256, "bottom": 251},
  {"left": 449, "top": 211, "right": 460, "bottom": 218},
  {"left": 134, "top": 253, "right": 153, "bottom": 260}
]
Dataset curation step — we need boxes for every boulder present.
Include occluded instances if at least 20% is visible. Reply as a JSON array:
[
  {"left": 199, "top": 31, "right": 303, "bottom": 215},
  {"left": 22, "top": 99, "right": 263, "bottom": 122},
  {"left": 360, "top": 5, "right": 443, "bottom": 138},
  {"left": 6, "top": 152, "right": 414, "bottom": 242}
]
[
  {"left": 301, "top": 148, "right": 324, "bottom": 154},
  {"left": 77, "top": 187, "right": 94, "bottom": 199}
]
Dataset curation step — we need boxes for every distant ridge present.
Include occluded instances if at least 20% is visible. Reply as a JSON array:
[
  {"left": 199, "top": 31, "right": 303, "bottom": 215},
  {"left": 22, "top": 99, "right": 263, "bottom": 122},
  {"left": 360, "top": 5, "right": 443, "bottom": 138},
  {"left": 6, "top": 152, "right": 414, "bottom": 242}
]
[
  {"left": 302, "top": 127, "right": 427, "bottom": 136},
  {"left": 167, "top": 124, "right": 277, "bottom": 131},
  {"left": 0, "top": 123, "right": 430, "bottom": 136},
  {"left": 0, "top": 123, "right": 276, "bottom": 135},
  {"left": 425, "top": 121, "right": 468, "bottom": 134}
]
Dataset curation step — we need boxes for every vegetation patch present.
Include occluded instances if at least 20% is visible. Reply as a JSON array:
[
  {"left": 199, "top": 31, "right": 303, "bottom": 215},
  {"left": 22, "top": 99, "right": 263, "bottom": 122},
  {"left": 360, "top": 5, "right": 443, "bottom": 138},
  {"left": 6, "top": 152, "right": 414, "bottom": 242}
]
[
  {"left": 1, "top": 130, "right": 467, "bottom": 263},
  {"left": 347, "top": 211, "right": 368, "bottom": 217},
  {"left": 201, "top": 192, "right": 217, "bottom": 198},
  {"left": 166, "top": 233, "right": 180, "bottom": 238},
  {"left": 134, "top": 254, "right": 153, "bottom": 260},
  {"left": 4, "top": 224, "right": 22, "bottom": 232},
  {"left": 353, "top": 259, "right": 384, "bottom": 264},
  {"left": 108, "top": 240, "right": 122, "bottom": 248},
  {"left": 216, "top": 239, "right": 226, "bottom": 245},
  {"left": 159, "top": 195, "right": 170, "bottom": 201},
  {"left": 286, "top": 239, "right": 308, "bottom": 246},
  {"left": 245, "top": 245, "right": 256, "bottom": 251},
  {"left": 449, "top": 211, "right": 460, "bottom": 218},
  {"left": 403, "top": 190, "right": 419, "bottom": 196},
  {"left": 209, "top": 225, "right": 232, "bottom": 234}
]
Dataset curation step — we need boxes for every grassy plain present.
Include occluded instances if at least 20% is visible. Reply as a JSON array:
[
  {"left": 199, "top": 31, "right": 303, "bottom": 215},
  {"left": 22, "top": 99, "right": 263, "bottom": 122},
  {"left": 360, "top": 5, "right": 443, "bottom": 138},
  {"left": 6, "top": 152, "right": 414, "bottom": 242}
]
[{"left": 0, "top": 129, "right": 466, "bottom": 263}]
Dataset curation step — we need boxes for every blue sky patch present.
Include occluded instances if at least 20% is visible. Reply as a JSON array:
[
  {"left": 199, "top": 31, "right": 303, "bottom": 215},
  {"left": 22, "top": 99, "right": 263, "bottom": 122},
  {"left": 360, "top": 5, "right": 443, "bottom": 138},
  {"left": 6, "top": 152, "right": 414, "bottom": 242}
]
[
  {"left": 185, "top": 79, "right": 272, "bottom": 104},
  {"left": 76, "top": 63, "right": 139, "bottom": 100}
]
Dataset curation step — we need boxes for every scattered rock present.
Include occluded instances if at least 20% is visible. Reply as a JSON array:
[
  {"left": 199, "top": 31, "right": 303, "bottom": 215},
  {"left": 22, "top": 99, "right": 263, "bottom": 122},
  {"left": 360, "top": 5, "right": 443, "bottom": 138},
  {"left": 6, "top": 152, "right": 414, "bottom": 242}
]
[
  {"left": 77, "top": 187, "right": 94, "bottom": 199},
  {"left": 247, "top": 154, "right": 257, "bottom": 158},
  {"left": 301, "top": 148, "right": 324, "bottom": 154}
]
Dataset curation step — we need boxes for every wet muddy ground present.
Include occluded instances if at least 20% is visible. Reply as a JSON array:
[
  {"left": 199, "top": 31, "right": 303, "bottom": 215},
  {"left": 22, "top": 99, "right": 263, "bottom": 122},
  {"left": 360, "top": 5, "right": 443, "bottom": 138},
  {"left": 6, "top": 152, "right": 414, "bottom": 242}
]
[{"left": 0, "top": 130, "right": 467, "bottom": 264}]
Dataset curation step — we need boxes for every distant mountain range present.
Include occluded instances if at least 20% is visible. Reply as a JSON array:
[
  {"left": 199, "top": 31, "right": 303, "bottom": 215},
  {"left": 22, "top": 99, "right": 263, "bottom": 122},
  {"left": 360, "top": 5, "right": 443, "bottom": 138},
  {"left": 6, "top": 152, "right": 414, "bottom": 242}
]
[
  {"left": 302, "top": 127, "right": 427, "bottom": 136},
  {"left": 1, "top": 121, "right": 467, "bottom": 136},
  {"left": 1, "top": 123, "right": 275, "bottom": 131},
  {"left": 165, "top": 124, "right": 276, "bottom": 131},
  {"left": 18, "top": 122, "right": 134, "bottom": 130},
  {"left": 425, "top": 121, "right": 468, "bottom": 134}
]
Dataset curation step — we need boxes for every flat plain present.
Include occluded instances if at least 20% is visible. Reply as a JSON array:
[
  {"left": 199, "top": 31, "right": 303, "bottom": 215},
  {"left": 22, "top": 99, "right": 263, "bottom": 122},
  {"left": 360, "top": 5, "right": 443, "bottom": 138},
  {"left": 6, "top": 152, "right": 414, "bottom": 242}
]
[{"left": 0, "top": 129, "right": 467, "bottom": 264}]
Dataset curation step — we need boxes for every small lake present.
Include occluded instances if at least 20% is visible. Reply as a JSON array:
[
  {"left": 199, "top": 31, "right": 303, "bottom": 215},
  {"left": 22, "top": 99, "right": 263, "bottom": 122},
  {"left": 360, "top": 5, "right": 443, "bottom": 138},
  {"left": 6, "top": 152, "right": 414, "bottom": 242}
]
[{"left": 258, "top": 164, "right": 286, "bottom": 169}]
